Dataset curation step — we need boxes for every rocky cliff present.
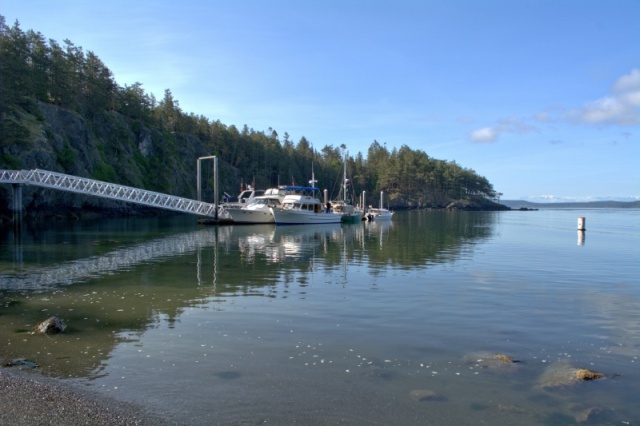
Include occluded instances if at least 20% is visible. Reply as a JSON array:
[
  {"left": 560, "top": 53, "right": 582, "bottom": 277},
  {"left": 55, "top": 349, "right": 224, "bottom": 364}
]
[{"left": 1, "top": 102, "right": 236, "bottom": 220}]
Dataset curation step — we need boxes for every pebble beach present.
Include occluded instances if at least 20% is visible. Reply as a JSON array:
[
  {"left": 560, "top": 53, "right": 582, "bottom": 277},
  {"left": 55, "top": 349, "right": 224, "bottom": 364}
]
[{"left": 0, "top": 369, "right": 169, "bottom": 426}]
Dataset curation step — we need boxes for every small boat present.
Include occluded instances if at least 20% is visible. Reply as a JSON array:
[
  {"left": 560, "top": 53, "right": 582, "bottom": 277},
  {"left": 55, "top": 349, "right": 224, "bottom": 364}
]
[
  {"left": 366, "top": 191, "right": 394, "bottom": 221},
  {"left": 217, "top": 187, "right": 266, "bottom": 221},
  {"left": 270, "top": 186, "right": 342, "bottom": 225},
  {"left": 332, "top": 200, "right": 363, "bottom": 223}
]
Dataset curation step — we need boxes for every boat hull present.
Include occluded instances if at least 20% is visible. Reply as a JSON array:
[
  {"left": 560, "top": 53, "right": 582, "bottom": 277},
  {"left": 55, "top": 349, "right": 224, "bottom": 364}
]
[
  {"left": 226, "top": 207, "right": 274, "bottom": 224},
  {"left": 270, "top": 208, "right": 342, "bottom": 225},
  {"left": 341, "top": 212, "right": 364, "bottom": 223},
  {"left": 366, "top": 209, "right": 393, "bottom": 221}
]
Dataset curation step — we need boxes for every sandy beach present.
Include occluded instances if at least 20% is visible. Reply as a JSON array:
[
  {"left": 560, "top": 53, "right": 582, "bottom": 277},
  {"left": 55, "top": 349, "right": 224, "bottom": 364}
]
[{"left": 0, "top": 368, "right": 170, "bottom": 426}]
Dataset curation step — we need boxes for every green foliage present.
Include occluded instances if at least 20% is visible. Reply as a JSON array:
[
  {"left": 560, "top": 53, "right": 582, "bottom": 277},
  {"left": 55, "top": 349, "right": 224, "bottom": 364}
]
[
  {"left": 1, "top": 152, "right": 20, "bottom": 169},
  {"left": 0, "top": 15, "right": 501, "bottom": 209},
  {"left": 56, "top": 143, "right": 76, "bottom": 171},
  {"left": 1, "top": 118, "right": 30, "bottom": 145},
  {"left": 92, "top": 161, "right": 116, "bottom": 182}
]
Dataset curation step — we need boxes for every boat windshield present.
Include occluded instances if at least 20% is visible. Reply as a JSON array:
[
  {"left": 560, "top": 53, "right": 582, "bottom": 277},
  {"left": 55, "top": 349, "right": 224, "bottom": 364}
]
[{"left": 253, "top": 198, "right": 281, "bottom": 206}]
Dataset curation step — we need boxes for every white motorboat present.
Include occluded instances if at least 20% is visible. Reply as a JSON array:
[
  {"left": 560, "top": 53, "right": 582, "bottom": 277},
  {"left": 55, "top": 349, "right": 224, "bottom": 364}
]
[
  {"left": 225, "top": 187, "right": 294, "bottom": 224},
  {"left": 269, "top": 187, "right": 342, "bottom": 225},
  {"left": 221, "top": 187, "right": 265, "bottom": 208}
]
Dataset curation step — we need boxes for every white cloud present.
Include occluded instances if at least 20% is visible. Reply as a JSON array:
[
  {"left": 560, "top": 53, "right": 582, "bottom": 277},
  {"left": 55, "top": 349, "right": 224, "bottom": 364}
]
[
  {"left": 469, "top": 127, "right": 498, "bottom": 143},
  {"left": 469, "top": 68, "right": 640, "bottom": 143},
  {"left": 469, "top": 117, "right": 536, "bottom": 143},
  {"left": 533, "top": 112, "right": 553, "bottom": 123},
  {"left": 569, "top": 68, "right": 640, "bottom": 126}
]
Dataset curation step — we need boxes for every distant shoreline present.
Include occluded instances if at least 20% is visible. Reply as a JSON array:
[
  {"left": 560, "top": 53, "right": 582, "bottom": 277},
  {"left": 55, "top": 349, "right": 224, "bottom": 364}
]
[{"left": 500, "top": 200, "right": 640, "bottom": 209}]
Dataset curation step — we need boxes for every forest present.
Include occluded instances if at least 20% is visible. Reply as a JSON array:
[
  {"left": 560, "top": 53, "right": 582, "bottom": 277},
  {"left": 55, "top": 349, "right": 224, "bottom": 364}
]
[{"left": 0, "top": 17, "right": 504, "bottom": 216}]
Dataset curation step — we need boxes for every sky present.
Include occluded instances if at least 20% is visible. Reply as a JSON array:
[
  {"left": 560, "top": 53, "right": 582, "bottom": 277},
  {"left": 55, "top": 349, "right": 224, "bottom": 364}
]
[{"left": 3, "top": 0, "right": 639, "bottom": 201}]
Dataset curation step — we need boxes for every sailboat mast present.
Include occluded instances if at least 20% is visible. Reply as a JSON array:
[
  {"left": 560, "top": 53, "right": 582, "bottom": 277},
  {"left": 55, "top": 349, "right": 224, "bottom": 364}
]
[{"left": 343, "top": 151, "right": 348, "bottom": 202}]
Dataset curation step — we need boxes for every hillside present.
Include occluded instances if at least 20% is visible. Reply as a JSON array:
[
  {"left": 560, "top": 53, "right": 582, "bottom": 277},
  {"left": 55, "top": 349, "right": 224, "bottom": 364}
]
[{"left": 0, "top": 18, "right": 506, "bottom": 219}]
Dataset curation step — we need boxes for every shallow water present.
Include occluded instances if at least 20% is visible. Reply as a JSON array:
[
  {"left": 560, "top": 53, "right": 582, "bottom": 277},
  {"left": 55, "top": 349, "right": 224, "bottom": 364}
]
[{"left": 1, "top": 210, "right": 638, "bottom": 424}]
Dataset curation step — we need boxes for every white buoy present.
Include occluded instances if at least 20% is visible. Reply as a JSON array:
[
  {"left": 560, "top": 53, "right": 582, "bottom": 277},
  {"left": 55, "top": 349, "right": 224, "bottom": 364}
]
[{"left": 577, "top": 216, "right": 586, "bottom": 231}]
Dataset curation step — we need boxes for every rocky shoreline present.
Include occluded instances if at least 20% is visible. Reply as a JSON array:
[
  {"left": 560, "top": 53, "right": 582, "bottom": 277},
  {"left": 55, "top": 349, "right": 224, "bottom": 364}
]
[{"left": 0, "top": 368, "right": 169, "bottom": 426}]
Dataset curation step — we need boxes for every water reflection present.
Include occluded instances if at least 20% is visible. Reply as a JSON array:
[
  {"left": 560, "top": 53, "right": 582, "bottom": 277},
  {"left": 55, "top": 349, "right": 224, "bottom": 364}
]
[
  {"left": 0, "top": 212, "right": 497, "bottom": 379},
  {"left": 2, "top": 211, "right": 639, "bottom": 424}
]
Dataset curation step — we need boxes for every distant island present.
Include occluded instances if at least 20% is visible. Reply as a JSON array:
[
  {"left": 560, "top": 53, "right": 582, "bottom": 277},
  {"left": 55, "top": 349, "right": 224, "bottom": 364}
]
[{"left": 501, "top": 200, "right": 640, "bottom": 209}]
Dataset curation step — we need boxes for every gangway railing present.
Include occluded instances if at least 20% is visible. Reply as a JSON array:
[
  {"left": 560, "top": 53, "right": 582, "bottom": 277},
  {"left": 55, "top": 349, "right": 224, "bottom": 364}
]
[{"left": 0, "top": 169, "right": 219, "bottom": 217}]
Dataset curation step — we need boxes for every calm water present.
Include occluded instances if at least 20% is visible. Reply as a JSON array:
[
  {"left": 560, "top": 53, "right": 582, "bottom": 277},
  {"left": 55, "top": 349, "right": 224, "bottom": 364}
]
[{"left": 1, "top": 210, "right": 638, "bottom": 425}]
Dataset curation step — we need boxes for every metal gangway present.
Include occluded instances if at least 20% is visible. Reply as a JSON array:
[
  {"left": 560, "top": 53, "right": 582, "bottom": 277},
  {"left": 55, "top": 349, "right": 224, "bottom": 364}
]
[{"left": 0, "top": 169, "right": 220, "bottom": 217}]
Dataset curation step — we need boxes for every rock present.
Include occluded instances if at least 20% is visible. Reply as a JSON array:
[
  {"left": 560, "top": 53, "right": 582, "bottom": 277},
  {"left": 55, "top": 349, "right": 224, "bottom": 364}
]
[
  {"left": 409, "top": 389, "right": 439, "bottom": 401},
  {"left": 36, "top": 316, "right": 67, "bottom": 334},
  {"left": 4, "top": 358, "right": 40, "bottom": 369},
  {"left": 575, "top": 369, "right": 604, "bottom": 381},
  {"left": 494, "top": 354, "right": 515, "bottom": 363}
]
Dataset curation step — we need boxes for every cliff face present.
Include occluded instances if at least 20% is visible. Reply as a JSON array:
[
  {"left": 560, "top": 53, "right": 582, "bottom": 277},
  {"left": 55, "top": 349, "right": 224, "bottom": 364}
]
[{"left": 1, "top": 102, "right": 234, "bottom": 220}]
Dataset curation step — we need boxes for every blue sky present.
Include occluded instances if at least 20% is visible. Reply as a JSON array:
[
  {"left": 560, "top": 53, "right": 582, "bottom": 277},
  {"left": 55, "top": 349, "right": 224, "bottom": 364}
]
[{"left": 3, "top": 0, "right": 639, "bottom": 201}]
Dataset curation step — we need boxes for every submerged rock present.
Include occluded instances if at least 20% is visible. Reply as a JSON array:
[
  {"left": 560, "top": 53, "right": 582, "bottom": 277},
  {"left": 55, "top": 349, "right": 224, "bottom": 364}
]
[
  {"left": 4, "top": 358, "right": 40, "bottom": 369},
  {"left": 497, "top": 404, "right": 531, "bottom": 415},
  {"left": 574, "top": 406, "right": 616, "bottom": 423},
  {"left": 36, "top": 316, "right": 67, "bottom": 334},
  {"left": 409, "top": 389, "right": 439, "bottom": 402},
  {"left": 362, "top": 364, "right": 395, "bottom": 381},
  {"left": 462, "top": 351, "right": 521, "bottom": 373},
  {"left": 536, "top": 360, "right": 605, "bottom": 389}
]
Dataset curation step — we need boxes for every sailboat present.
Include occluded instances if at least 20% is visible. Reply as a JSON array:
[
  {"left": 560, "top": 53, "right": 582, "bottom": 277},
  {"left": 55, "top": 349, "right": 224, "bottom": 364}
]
[{"left": 330, "top": 151, "right": 363, "bottom": 223}]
